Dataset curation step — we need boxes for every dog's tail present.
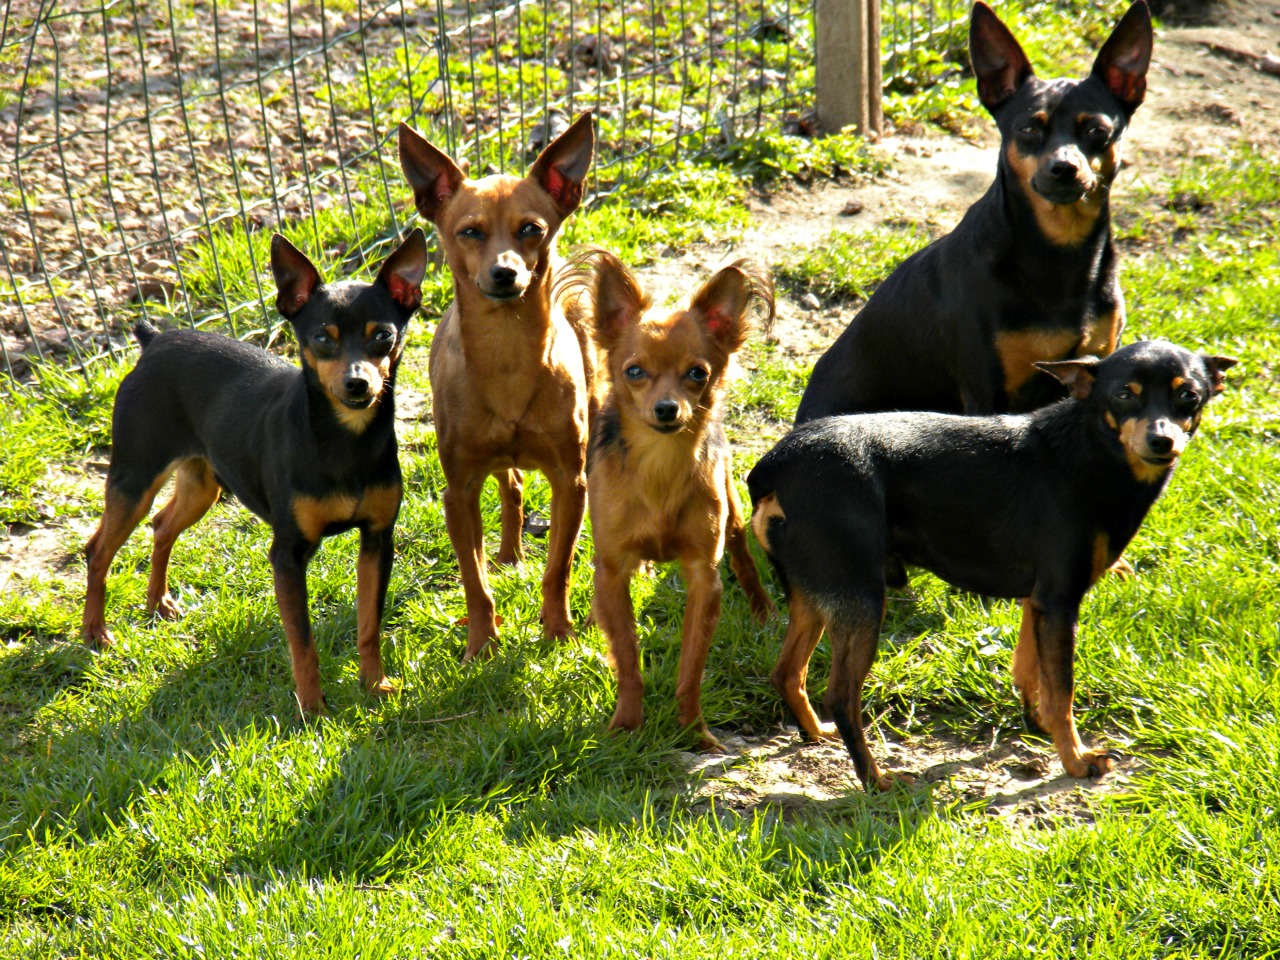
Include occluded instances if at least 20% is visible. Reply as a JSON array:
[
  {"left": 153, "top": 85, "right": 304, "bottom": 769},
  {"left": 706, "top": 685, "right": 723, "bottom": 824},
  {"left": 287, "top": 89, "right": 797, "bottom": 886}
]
[{"left": 133, "top": 319, "right": 162, "bottom": 350}]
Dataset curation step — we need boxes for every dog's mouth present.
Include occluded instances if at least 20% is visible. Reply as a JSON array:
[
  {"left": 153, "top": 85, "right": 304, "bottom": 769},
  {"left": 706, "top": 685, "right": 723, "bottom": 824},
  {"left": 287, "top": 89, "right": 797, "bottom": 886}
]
[
  {"left": 482, "top": 288, "right": 524, "bottom": 302},
  {"left": 650, "top": 422, "right": 682, "bottom": 434},
  {"left": 1139, "top": 452, "right": 1177, "bottom": 468},
  {"left": 1032, "top": 177, "right": 1091, "bottom": 206},
  {"left": 336, "top": 393, "right": 377, "bottom": 410}
]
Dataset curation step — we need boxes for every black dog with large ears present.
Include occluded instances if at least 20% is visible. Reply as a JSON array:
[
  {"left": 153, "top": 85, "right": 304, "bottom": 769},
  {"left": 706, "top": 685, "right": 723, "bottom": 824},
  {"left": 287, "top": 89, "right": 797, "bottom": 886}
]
[
  {"left": 82, "top": 231, "right": 427, "bottom": 715},
  {"left": 796, "top": 2, "right": 1154, "bottom": 424}
]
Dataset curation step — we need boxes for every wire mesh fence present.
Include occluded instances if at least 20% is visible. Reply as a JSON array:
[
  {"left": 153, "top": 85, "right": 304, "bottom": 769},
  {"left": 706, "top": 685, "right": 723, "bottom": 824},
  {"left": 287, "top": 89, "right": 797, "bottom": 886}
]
[{"left": 1, "top": 0, "right": 980, "bottom": 386}]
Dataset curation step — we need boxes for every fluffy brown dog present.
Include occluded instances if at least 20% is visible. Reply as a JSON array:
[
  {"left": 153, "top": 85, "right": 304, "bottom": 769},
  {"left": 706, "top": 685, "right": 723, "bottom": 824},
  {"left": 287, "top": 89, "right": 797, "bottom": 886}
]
[
  {"left": 567, "top": 251, "right": 775, "bottom": 751},
  {"left": 397, "top": 113, "right": 597, "bottom": 659}
]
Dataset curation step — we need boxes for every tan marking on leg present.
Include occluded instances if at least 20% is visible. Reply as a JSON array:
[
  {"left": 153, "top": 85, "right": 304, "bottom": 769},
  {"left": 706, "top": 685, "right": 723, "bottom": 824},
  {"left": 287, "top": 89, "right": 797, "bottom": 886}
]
[
  {"left": 770, "top": 591, "right": 837, "bottom": 741},
  {"left": 82, "top": 467, "right": 174, "bottom": 648},
  {"left": 1011, "top": 598, "right": 1042, "bottom": 727},
  {"left": 357, "top": 484, "right": 402, "bottom": 533},
  {"left": 146, "top": 458, "right": 221, "bottom": 620},
  {"left": 356, "top": 549, "right": 396, "bottom": 698}
]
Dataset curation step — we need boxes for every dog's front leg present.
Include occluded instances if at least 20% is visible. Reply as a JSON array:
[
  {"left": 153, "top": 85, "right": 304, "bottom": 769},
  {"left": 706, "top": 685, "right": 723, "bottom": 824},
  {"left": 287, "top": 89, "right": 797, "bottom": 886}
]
[
  {"left": 270, "top": 536, "right": 324, "bottom": 715},
  {"left": 595, "top": 555, "right": 643, "bottom": 732},
  {"left": 356, "top": 524, "right": 398, "bottom": 698},
  {"left": 540, "top": 464, "right": 586, "bottom": 640},
  {"left": 675, "top": 558, "right": 725, "bottom": 753},
  {"left": 442, "top": 474, "right": 499, "bottom": 660},
  {"left": 1028, "top": 597, "right": 1119, "bottom": 778}
]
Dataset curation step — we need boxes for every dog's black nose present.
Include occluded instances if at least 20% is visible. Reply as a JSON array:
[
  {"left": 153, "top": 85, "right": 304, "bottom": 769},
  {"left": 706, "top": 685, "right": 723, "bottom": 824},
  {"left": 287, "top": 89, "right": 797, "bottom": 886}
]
[
  {"left": 1048, "top": 157, "right": 1078, "bottom": 179},
  {"left": 1147, "top": 434, "right": 1174, "bottom": 456},
  {"left": 345, "top": 376, "right": 369, "bottom": 396},
  {"left": 654, "top": 399, "right": 679, "bottom": 423},
  {"left": 490, "top": 265, "right": 517, "bottom": 286}
]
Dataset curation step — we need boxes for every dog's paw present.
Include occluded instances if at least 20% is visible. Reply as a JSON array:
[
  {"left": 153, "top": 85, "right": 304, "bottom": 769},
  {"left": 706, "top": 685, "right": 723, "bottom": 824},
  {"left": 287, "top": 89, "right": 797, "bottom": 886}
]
[
  {"left": 363, "top": 675, "right": 399, "bottom": 698},
  {"left": 1107, "top": 557, "right": 1136, "bottom": 580},
  {"left": 81, "top": 622, "right": 114, "bottom": 650},
  {"left": 150, "top": 592, "right": 183, "bottom": 621},
  {"left": 539, "top": 611, "right": 574, "bottom": 641},
  {"left": 1062, "top": 748, "right": 1121, "bottom": 779},
  {"left": 608, "top": 704, "right": 644, "bottom": 733},
  {"left": 873, "top": 771, "right": 916, "bottom": 793}
]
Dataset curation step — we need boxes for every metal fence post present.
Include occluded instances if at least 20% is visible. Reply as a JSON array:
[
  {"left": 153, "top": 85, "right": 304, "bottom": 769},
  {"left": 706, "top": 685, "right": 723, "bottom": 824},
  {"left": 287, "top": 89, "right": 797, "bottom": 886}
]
[{"left": 816, "top": 0, "right": 883, "bottom": 135}]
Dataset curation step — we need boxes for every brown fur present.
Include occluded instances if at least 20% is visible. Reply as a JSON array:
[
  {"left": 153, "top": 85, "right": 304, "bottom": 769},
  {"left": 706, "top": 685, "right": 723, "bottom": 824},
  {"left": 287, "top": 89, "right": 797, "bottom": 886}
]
[
  {"left": 572, "top": 250, "right": 776, "bottom": 751},
  {"left": 1005, "top": 140, "right": 1112, "bottom": 248},
  {"left": 399, "top": 113, "right": 599, "bottom": 660}
]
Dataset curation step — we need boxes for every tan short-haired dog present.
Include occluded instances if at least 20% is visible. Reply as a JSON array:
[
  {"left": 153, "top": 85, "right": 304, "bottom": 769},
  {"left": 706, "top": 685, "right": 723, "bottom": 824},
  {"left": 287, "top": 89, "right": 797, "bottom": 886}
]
[
  {"left": 398, "top": 113, "right": 597, "bottom": 660},
  {"left": 568, "top": 251, "right": 775, "bottom": 751}
]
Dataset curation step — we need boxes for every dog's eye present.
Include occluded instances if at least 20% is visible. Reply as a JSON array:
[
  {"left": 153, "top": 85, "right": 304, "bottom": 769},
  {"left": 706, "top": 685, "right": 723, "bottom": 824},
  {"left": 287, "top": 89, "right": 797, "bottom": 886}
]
[
  {"left": 1114, "top": 389, "right": 1135, "bottom": 402},
  {"left": 457, "top": 226, "right": 484, "bottom": 241},
  {"left": 313, "top": 331, "right": 333, "bottom": 346},
  {"left": 624, "top": 364, "right": 645, "bottom": 380},
  {"left": 1018, "top": 123, "right": 1042, "bottom": 138},
  {"left": 1083, "top": 121, "right": 1110, "bottom": 139},
  {"left": 371, "top": 330, "right": 394, "bottom": 343},
  {"left": 518, "top": 222, "right": 544, "bottom": 240},
  {"left": 686, "top": 367, "right": 709, "bottom": 383},
  {"left": 1177, "top": 388, "right": 1200, "bottom": 406}
]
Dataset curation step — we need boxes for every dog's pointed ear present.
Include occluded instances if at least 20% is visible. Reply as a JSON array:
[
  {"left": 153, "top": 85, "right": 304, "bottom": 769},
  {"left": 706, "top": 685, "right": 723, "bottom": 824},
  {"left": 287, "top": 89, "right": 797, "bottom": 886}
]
[
  {"left": 1201, "top": 354, "right": 1238, "bottom": 395},
  {"left": 969, "top": 2, "right": 1034, "bottom": 115},
  {"left": 529, "top": 111, "right": 595, "bottom": 217},
  {"left": 398, "top": 122, "right": 467, "bottom": 222},
  {"left": 1035, "top": 356, "right": 1100, "bottom": 400},
  {"left": 691, "top": 260, "right": 774, "bottom": 352},
  {"left": 590, "top": 250, "right": 649, "bottom": 351},
  {"left": 376, "top": 228, "right": 427, "bottom": 313},
  {"left": 270, "top": 234, "right": 323, "bottom": 319},
  {"left": 1091, "top": 0, "right": 1153, "bottom": 113}
]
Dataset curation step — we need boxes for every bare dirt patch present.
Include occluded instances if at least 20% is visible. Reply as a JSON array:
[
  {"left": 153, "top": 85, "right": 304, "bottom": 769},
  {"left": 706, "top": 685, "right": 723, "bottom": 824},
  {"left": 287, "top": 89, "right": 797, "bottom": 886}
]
[{"left": 687, "top": 726, "right": 1144, "bottom": 823}]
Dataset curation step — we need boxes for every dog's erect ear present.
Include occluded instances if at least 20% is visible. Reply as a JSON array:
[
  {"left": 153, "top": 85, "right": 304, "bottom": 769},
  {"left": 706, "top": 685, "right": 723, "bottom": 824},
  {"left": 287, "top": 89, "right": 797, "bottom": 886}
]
[
  {"left": 589, "top": 250, "right": 649, "bottom": 351},
  {"left": 398, "top": 122, "right": 467, "bottom": 222},
  {"left": 1034, "top": 357, "right": 1100, "bottom": 400},
  {"left": 376, "top": 229, "right": 428, "bottom": 313},
  {"left": 270, "top": 234, "right": 323, "bottom": 319},
  {"left": 969, "top": 2, "right": 1034, "bottom": 115},
  {"left": 691, "top": 260, "right": 774, "bottom": 352},
  {"left": 1201, "top": 354, "right": 1238, "bottom": 395},
  {"left": 1091, "top": 0, "right": 1153, "bottom": 113},
  {"left": 529, "top": 111, "right": 595, "bottom": 217}
]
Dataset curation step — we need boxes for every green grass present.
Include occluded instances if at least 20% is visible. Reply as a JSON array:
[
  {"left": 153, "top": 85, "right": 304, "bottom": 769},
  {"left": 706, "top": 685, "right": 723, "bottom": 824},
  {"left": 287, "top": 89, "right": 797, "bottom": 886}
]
[
  {"left": 3, "top": 139, "right": 1279, "bottom": 958},
  {"left": 5, "top": 0, "right": 1280, "bottom": 949}
]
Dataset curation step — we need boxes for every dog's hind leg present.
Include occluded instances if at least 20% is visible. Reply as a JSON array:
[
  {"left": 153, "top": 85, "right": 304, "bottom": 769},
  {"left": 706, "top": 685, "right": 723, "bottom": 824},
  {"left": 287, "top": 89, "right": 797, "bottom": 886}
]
[
  {"left": 770, "top": 590, "right": 837, "bottom": 742},
  {"left": 539, "top": 463, "right": 585, "bottom": 640},
  {"left": 824, "top": 589, "right": 912, "bottom": 792},
  {"left": 82, "top": 464, "right": 175, "bottom": 649},
  {"left": 146, "top": 458, "right": 221, "bottom": 621},
  {"left": 494, "top": 468, "right": 525, "bottom": 567}
]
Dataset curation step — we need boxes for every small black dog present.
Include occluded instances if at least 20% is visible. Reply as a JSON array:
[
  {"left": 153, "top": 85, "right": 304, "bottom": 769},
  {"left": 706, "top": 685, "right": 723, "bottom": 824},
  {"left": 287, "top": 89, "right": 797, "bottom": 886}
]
[
  {"left": 795, "top": 1, "right": 1153, "bottom": 423},
  {"left": 81, "top": 230, "right": 426, "bottom": 714},
  {"left": 750, "top": 341, "right": 1235, "bottom": 790}
]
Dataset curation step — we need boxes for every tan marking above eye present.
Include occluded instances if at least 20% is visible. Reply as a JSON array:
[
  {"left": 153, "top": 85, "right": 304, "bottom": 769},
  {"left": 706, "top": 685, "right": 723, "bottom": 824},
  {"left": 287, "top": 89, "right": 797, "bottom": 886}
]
[
  {"left": 1126, "top": 381, "right": 1143, "bottom": 395},
  {"left": 323, "top": 324, "right": 340, "bottom": 340},
  {"left": 1170, "top": 376, "right": 1186, "bottom": 390}
]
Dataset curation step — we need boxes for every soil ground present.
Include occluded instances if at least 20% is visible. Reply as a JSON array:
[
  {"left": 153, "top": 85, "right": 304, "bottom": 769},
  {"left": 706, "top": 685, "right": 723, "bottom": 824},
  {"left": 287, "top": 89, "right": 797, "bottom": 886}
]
[{"left": 5, "top": 0, "right": 1278, "bottom": 821}]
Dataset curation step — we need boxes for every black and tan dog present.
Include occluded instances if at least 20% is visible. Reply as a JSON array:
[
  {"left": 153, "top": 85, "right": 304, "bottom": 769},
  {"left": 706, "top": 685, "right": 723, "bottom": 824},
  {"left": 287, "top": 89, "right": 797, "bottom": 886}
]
[
  {"left": 795, "top": 1, "right": 1154, "bottom": 423},
  {"left": 751, "top": 341, "right": 1234, "bottom": 790},
  {"left": 81, "top": 230, "right": 426, "bottom": 714}
]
